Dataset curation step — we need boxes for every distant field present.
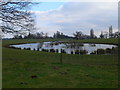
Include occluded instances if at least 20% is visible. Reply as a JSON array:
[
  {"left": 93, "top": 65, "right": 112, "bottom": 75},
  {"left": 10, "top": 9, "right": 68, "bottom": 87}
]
[
  {"left": 2, "top": 38, "right": 119, "bottom": 46},
  {"left": 73, "top": 38, "right": 119, "bottom": 45},
  {"left": 2, "top": 38, "right": 119, "bottom": 88}
]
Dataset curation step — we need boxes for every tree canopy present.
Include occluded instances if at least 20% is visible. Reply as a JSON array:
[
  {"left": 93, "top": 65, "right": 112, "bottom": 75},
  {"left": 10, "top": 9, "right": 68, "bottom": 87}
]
[{"left": 0, "top": 1, "right": 36, "bottom": 37}]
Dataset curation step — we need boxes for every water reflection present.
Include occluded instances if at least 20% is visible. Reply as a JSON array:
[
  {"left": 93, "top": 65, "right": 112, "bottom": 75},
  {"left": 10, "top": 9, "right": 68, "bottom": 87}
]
[{"left": 10, "top": 41, "right": 118, "bottom": 55}]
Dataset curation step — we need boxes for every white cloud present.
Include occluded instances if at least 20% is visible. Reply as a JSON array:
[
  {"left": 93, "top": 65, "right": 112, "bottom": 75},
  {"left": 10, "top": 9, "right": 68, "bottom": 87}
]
[
  {"left": 33, "top": 2, "right": 118, "bottom": 36},
  {"left": 30, "top": 11, "right": 46, "bottom": 14}
]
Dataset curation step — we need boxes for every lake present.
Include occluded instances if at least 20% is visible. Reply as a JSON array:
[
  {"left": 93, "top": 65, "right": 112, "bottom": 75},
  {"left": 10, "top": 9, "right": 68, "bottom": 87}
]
[{"left": 10, "top": 41, "right": 118, "bottom": 55}]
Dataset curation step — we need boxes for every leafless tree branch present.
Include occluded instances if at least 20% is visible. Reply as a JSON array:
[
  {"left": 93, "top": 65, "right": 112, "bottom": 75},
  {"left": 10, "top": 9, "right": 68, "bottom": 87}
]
[{"left": 0, "top": 1, "right": 36, "bottom": 36}]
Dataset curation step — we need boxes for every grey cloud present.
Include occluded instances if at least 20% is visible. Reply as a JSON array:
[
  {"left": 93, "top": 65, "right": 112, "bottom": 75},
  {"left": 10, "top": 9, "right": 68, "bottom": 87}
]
[{"left": 35, "top": 2, "right": 118, "bottom": 36}]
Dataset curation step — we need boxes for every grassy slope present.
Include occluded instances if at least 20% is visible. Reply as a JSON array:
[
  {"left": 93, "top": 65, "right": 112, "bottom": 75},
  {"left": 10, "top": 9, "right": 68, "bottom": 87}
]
[
  {"left": 2, "top": 38, "right": 119, "bottom": 88},
  {"left": 73, "top": 38, "right": 119, "bottom": 45},
  {"left": 2, "top": 38, "right": 119, "bottom": 46}
]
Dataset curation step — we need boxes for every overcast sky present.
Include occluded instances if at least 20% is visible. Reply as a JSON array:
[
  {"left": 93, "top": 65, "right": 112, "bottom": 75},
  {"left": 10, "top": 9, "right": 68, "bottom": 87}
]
[
  {"left": 30, "top": 2, "right": 118, "bottom": 37},
  {"left": 2, "top": 1, "right": 118, "bottom": 38}
]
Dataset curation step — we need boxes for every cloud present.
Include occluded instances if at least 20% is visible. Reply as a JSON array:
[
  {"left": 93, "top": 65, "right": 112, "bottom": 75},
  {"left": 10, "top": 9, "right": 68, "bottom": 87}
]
[
  {"left": 30, "top": 11, "right": 46, "bottom": 14},
  {"left": 33, "top": 2, "right": 118, "bottom": 36},
  {"left": 35, "top": 25, "right": 62, "bottom": 36}
]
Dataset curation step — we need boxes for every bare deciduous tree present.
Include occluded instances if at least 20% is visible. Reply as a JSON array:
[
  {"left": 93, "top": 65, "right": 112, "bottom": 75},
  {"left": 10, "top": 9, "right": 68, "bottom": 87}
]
[
  {"left": 73, "top": 31, "right": 84, "bottom": 39},
  {"left": 0, "top": 1, "right": 36, "bottom": 36}
]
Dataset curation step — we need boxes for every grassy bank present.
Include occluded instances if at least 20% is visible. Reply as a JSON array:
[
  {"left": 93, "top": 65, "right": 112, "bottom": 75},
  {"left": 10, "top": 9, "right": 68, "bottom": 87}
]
[
  {"left": 2, "top": 38, "right": 119, "bottom": 47},
  {"left": 2, "top": 38, "right": 119, "bottom": 88},
  {"left": 73, "top": 38, "right": 119, "bottom": 45}
]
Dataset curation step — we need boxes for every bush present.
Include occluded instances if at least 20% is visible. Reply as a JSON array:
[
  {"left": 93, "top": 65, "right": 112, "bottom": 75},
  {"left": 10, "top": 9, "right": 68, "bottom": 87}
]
[
  {"left": 54, "top": 42, "right": 59, "bottom": 45},
  {"left": 92, "top": 47, "right": 118, "bottom": 55},
  {"left": 71, "top": 51, "right": 73, "bottom": 54},
  {"left": 97, "top": 49, "right": 105, "bottom": 54},
  {"left": 33, "top": 48, "right": 36, "bottom": 51},
  {"left": 111, "top": 47, "right": 118, "bottom": 54},
  {"left": 89, "top": 44, "right": 96, "bottom": 47},
  {"left": 42, "top": 49, "right": 49, "bottom": 52},
  {"left": 26, "top": 48, "right": 31, "bottom": 50},
  {"left": 46, "top": 49, "right": 49, "bottom": 52},
  {"left": 37, "top": 48, "right": 39, "bottom": 51},
  {"left": 9, "top": 46, "right": 21, "bottom": 50},
  {"left": 105, "top": 48, "right": 112, "bottom": 54},
  {"left": 90, "top": 51, "right": 97, "bottom": 54},
  {"left": 80, "top": 50, "right": 88, "bottom": 54},
  {"left": 75, "top": 50, "right": 80, "bottom": 54},
  {"left": 61, "top": 49, "right": 66, "bottom": 53},
  {"left": 9, "top": 46, "right": 16, "bottom": 49},
  {"left": 50, "top": 49, "right": 55, "bottom": 52},
  {"left": 78, "top": 43, "right": 84, "bottom": 46},
  {"left": 56, "top": 49, "right": 59, "bottom": 53}
]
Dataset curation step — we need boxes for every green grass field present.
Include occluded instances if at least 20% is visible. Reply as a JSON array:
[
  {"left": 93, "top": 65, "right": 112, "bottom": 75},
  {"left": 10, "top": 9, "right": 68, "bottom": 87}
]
[{"left": 2, "top": 38, "right": 119, "bottom": 88}]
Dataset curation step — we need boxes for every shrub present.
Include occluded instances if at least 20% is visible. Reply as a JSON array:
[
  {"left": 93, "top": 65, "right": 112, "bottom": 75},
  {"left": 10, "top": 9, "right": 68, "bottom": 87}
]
[
  {"left": 41, "top": 49, "right": 46, "bottom": 51},
  {"left": 78, "top": 43, "right": 84, "bottom": 46},
  {"left": 97, "top": 49, "right": 105, "bottom": 54},
  {"left": 9, "top": 46, "right": 15, "bottom": 49},
  {"left": 71, "top": 51, "right": 73, "bottom": 54},
  {"left": 50, "top": 49, "right": 55, "bottom": 52},
  {"left": 61, "top": 49, "right": 66, "bottom": 53},
  {"left": 10, "top": 46, "right": 21, "bottom": 50},
  {"left": 46, "top": 49, "right": 49, "bottom": 52},
  {"left": 89, "top": 44, "right": 96, "bottom": 47},
  {"left": 56, "top": 49, "right": 59, "bottom": 53},
  {"left": 37, "top": 48, "right": 39, "bottom": 51},
  {"left": 33, "top": 48, "right": 36, "bottom": 51},
  {"left": 26, "top": 48, "right": 31, "bottom": 50},
  {"left": 75, "top": 50, "right": 80, "bottom": 54},
  {"left": 80, "top": 50, "right": 88, "bottom": 54},
  {"left": 54, "top": 43, "right": 59, "bottom": 45},
  {"left": 105, "top": 48, "right": 112, "bottom": 54},
  {"left": 111, "top": 47, "right": 118, "bottom": 54},
  {"left": 90, "top": 51, "right": 97, "bottom": 54},
  {"left": 42, "top": 49, "right": 49, "bottom": 52}
]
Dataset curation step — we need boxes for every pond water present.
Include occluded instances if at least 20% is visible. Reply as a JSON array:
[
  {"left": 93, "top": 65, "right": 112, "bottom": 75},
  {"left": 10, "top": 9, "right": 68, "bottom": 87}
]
[{"left": 10, "top": 41, "right": 117, "bottom": 55}]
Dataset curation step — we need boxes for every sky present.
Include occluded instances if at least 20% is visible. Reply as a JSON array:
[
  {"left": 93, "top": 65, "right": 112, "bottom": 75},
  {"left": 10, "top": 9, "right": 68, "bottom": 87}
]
[
  {"left": 30, "top": 2, "right": 118, "bottom": 37},
  {"left": 2, "top": 1, "right": 118, "bottom": 38}
]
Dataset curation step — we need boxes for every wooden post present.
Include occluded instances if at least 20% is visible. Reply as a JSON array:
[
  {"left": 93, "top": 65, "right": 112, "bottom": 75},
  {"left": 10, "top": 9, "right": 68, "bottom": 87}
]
[{"left": 60, "top": 49, "right": 62, "bottom": 63}]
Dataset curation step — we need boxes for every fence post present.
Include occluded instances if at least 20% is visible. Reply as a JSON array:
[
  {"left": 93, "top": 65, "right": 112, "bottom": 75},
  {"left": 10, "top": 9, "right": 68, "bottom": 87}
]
[{"left": 60, "top": 49, "right": 62, "bottom": 63}]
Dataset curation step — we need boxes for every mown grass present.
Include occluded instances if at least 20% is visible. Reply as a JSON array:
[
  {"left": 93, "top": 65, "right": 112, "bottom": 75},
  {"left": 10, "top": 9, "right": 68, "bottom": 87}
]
[
  {"left": 2, "top": 38, "right": 119, "bottom": 88},
  {"left": 72, "top": 38, "right": 119, "bottom": 45}
]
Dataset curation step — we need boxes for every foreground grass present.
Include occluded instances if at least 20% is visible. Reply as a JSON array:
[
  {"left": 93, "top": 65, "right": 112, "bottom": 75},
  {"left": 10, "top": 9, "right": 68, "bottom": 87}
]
[{"left": 2, "top": 39, "right": 119, "bottom": 88}]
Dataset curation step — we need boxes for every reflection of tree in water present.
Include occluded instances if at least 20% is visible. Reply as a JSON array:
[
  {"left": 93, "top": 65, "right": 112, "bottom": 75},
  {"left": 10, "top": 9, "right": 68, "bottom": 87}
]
[
  {"left": 37, "top": 42, "right": 43, "bottom": 49},
  {"left": 49, "top": 43, "right": 54, "bottom": 47},
  {"left": 50, "top": 42, "right": 60, "bottom": 46},
  {"left": 63, "top": 42, "right": 85, "bottom": 54},
  {"left": 64, "top": 42, "right": 84, "bottom": 49},
  {"left": 89, "top": 44, "right": 96, "bottom": 47},
  {"left": 38, "top": 42, "right": 59, "bottom": 49},
  {"left": 45, "top": 41, "right": 61, "bottom": 48},
  {"left": 10, "top": 41, "right": 117, "bottom": 55}
]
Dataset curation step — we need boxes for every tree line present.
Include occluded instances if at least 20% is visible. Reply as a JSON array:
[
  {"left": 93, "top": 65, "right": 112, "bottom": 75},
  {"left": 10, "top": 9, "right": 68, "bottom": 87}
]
[{"left": 13, "top": 30, "right": 97, "bottom": 39}]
